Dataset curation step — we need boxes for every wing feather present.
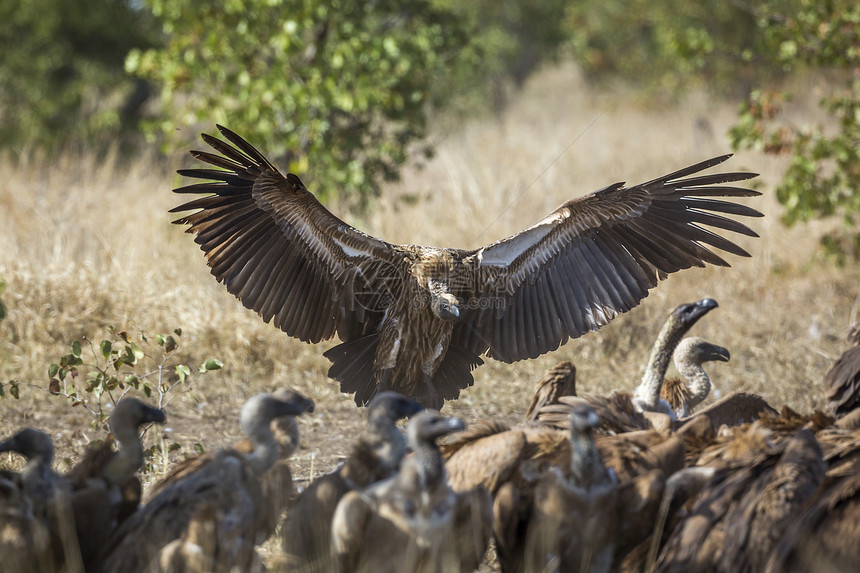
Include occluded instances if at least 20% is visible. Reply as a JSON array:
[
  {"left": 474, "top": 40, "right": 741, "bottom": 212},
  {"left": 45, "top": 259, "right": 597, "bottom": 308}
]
[
  {"left": 172, "top": 125, "right": 402, "bottom": 344},
  {"left": 455, "top": 155, "right": 761, "bottom": 363}
]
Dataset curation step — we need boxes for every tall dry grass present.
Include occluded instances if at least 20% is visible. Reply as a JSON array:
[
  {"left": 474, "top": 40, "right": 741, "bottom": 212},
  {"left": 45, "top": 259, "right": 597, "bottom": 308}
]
[{"left": 1, "top": 62, "right": 857, "bottom": 470}]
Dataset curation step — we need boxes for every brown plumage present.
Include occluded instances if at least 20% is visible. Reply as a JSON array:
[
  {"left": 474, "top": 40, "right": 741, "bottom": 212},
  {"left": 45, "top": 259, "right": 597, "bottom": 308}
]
[
  {"left": 659, "top": 337, "right": 730, "bottom": 418},
  {"left": 228, "top": 388, "right": 309, "bottom": 541},
  {"left": 757, "top": 420, "right": 860, "bottom": 572},
  {"left": 172, "top": 126, "right": 761, "bottom": 408},
  {"left": 331, "top": 410, "right": 492, "bottom": 573},
  {"left": 679, "top": 390, "right": 779, "bottom": 434},
  {"left": 65, "top": 398, "right": 166, "bottom": 570},
  {"left": 656, "top": 428, "right": 826, "bottom": 573},
  {"left": 521, "top": 405, "right": 619, "bottom": 573},
  {"left": 279, "top": 392, "right": 423, "bottom": 572},
  {"left": 99, "top": 391, "right": 313, "bottom": 573},
  {"left": 536, "top": 299, "right": 721, "bottom": 433},
  {"left": 524, "top": 360, "right": 576, "bottom": 422},
  {"left": 823, "top": 322, "right": 860, "bottom": 418}
]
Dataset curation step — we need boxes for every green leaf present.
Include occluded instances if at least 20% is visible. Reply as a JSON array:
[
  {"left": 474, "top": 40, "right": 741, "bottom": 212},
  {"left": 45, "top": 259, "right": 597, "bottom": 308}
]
[
  {"left": 175, "top": 364, "right": 191, "bottom": 384},
  {"left": 201, "top": 359, "right": 223, "bottom": 372},
  {"left": 48, "top": 363, "right": 60, "bottom": 378},
  {"left": 72, "top": 340, "right": 82, "bottom": 358},
  {"left": 100, "top": 340, "right": 112, "bottom": 359}
]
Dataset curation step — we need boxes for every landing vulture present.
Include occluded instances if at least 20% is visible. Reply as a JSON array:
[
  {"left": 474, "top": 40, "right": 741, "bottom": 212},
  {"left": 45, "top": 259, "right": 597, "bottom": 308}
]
[{"left": 172, "top": 125, "right": 762, "bottom": 408}]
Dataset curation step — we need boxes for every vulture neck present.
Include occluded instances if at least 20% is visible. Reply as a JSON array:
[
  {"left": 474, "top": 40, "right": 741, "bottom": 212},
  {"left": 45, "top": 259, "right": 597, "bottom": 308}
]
[
  {"left": 569, "top": 427, "right": 611, "bottom": 492},
  {"left": 635, "top": 316, "right": 685, "bottom": 413},
  {"left": 674, "top": 353, "right": 711, "bottom": 418},
  {"left": 241, "top": 416, "right": 282, "bottom": 477},
  {"left": 411, "top": 438, "right": 445, "bottom": 492},
  {"left": 369, "top": 416, "right": 406, "bottom": 472},
  {"left": 275, "top": 417, "right": 301, "bottom": 459},
  {"left": 104, "top": 416, "right": 144, "bottom": 485}
]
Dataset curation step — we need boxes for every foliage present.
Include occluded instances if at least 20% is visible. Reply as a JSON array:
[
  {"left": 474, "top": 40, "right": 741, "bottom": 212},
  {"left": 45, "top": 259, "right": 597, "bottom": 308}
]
[
  {"left": 566, "top": 0, "right": 766, "bottom": 96},
  {"left": 43, "top": 326, "right": 222, "bottom": 431},
  {"left": 128, "top": 0, "right": 473, "bottom": 206},
  {"left": 567, "top": 0, "right": 860, "bottom": 260},
  {"left": 0, "top": 0, "right": 157, "bottom": 150},
  {"left": 436, "top": 0, "right": 571, "bottom": 111},
  {"left": 727, "top": 1, "right": 860, "bottom": 260}
]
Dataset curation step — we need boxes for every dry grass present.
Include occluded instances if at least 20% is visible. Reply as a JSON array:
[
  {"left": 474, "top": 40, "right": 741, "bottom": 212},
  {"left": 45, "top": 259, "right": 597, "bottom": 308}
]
[{"left": 0, "top": 62, "right": 857, "bottom": 566}]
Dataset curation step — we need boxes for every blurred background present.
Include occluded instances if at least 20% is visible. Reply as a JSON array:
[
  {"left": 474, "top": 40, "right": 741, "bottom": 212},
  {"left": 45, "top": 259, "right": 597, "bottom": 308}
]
[{"left": 0, "top": 0, "right": 858, "bottom": 475}]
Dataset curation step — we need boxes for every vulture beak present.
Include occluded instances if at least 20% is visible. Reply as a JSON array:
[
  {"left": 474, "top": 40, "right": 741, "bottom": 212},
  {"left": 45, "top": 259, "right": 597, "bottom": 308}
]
[{"left": 702, "top": 343, "right": 731, "bottom": 363}]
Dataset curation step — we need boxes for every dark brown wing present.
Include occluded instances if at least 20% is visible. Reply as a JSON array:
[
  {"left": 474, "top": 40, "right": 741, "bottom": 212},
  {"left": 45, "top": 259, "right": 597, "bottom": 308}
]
[
  {"left": 453, "top": 155, "right": 762, "bottom": 362},
  {"left": 824, "top": 345, "right": 860, "bottom": 417},
  {"left": 171, "top": 125, "right": 404, "bottom": 344}
]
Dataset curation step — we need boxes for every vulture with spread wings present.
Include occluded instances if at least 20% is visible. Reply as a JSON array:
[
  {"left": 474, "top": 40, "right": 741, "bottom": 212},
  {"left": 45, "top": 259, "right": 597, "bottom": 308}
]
[{"left": 172, "top": 125, "right": 762, "bottom": 408}]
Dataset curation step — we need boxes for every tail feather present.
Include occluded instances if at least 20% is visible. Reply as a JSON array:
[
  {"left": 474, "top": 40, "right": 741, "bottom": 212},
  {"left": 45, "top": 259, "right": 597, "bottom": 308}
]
[
  {"left": 323, "top": 335, "right": 380, "bottom": 406},
  {"left": 432, "top": 344, "right": 484, "bottom": 402}
]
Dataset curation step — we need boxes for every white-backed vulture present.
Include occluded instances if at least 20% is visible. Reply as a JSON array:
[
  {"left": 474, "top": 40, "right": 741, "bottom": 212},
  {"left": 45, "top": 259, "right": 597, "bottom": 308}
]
[
  {"left": 279, "top": 391, "right": 423, "bottom": 572},
  {"left": 765, "top": 424, "right": 860, "bottom": 572},
  {"left": 66, "top": 397, "right": 166, "bottom": 570},
  {"left": 0, "top": 429, "right": 61, "bottom": 573},
  {"left": 171, "top": 125, "right": 761, "bottom": 408},
  {"left": 99, "top": 391, "right": 314, "bottom": 573},
  {"left": 521, "top": 405, "right": 619, "bottom": 573},
  {"left": 823, "top": 322, "right": 860, "bottom": 418},
  {"left": 230, "top": 388, "right": 310, "bottom": 540},
  {"left": 656, "top": 427, "right": 826, "bottom": 573},
  {"left": 536, "top": 299, "right": 720, "bottom": 433},
  {"left": 660, "top": 336, "right": 730, "bottom": 418},
  {"left": 331, "top": 410, "right": 492, "bottom": 573}
]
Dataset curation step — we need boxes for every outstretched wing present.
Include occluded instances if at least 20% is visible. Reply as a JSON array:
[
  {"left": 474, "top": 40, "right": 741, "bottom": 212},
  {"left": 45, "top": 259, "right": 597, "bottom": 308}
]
[
  {"left": 453, "top": 155, "right": 762, "bottom": 362},
  {"left": 171, "top": 125, "right": 403, "bottom": 344}
]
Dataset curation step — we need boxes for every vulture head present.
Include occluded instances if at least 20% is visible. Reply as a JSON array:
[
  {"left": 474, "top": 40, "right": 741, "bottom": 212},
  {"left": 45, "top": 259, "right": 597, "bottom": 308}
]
[
  {"left": 240, "top": 391, "right": 315, "bottom": 438},
  {"left": 0, "top": 428, "right": 54, "bottom": 464},
  {"left": 672, "top": 298, "right": 718, "bottom": 328},
  {"left": 408, "top": 410, "right": 466, "bottom": 445},
  {"left": 673, "top": 336, "right": 731, "bottom": 371},
  {"left": 368, "top": 391, "right": 424, "bottom": 428},
  {"left": 431, "top": 292, "right": 460, "bottom": 321},
  {"left": 240, "top": 390, "right": 315, "bottom": 477},
  {"left": 568, "top": 404, "right": 601, "bottom": 435},
  {"left": 110, "top": 398, "right": 167, "bottom": 433}
]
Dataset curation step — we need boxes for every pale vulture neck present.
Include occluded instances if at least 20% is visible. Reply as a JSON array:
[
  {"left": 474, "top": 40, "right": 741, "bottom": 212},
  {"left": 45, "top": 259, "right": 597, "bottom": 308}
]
[
  {"left": 275, "top": 417, "right": 300, "bottom": 458},
  {"left": 104, "top": 419, "right": 144, "bottom": 485},
  {"left": 675, "top": 350, "right": 711, "bottom": 416},
  {"left": 569, "top": 428, "right": 611, "bottom": 492},
  {"left": 370, "top": 416, "right": 406, "bottom": 472},
  {"left": 243, "top": 418, "right": 281, "bottom": 477},
  {"left": 412, "top": 439, "right": 445, "bottom": 492},
  {"left": 633, "top": 316, "right": 684, "bottom": 414}
]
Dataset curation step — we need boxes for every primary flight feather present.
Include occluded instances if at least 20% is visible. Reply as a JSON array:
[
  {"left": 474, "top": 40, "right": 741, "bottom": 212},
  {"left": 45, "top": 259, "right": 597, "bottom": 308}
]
[{"left": 172, "top": 125, "right": 762, "bottom": 408}]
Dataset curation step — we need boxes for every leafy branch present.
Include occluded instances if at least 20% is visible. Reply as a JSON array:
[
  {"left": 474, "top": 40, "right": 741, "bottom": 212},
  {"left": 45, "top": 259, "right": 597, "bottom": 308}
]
[{"left": 43, "top": 326, "right": 222, "bottom": 431}]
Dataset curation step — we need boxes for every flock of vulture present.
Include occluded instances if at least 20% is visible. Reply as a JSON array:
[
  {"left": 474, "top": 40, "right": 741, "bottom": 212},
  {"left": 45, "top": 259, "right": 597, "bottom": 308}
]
[
  {"left": 3, "top": 128, "right": 855, "bottom": 571},
  {"left": 2, "top": 297, "right": 860, "bottom": 573}
]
